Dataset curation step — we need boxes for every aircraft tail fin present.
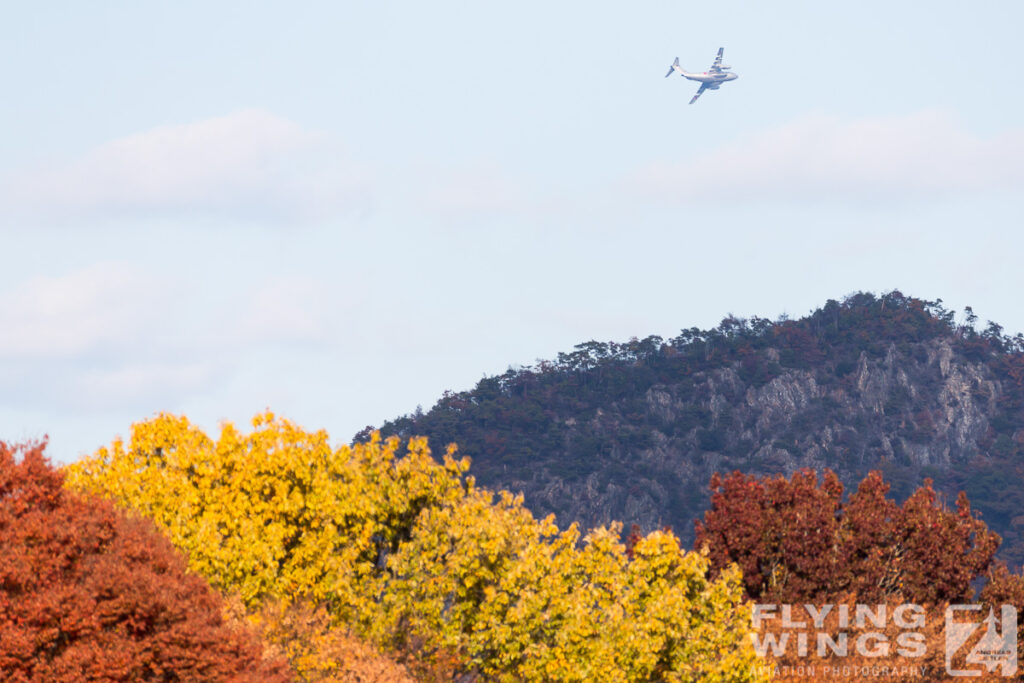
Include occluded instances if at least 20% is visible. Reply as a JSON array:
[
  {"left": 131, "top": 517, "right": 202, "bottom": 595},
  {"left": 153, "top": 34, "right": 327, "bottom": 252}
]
[{"left": 664, "top": 57, "right": 680, "bottom": 78}]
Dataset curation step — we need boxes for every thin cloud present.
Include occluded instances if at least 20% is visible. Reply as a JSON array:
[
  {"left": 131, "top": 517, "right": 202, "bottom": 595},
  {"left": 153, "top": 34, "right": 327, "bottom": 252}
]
[
  {"left": 0, "top": 263, "right": 215, "bottom": 412},
  {"left": 0, "top": 264, "right": 340, "bottom": 414},
  {"left": 4, "top": 110, "right": 370, "bottom": 225},
  {"left": 0, "top": 263, "right": 163, "bottom": 357},
  {"left": 629, "top": 111, "right": 1024, "bottom": 204}
]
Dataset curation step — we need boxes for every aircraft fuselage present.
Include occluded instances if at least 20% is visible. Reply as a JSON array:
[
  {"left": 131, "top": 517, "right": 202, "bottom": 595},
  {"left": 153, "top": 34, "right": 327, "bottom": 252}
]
[{"left": 679, "top": 71, "right": 738, "bottom": 85}]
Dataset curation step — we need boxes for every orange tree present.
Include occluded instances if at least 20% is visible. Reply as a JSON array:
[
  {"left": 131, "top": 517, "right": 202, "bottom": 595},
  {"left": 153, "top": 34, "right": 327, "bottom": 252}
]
[{"left": 0, "top": 440, "right": 290, "bottom": 682}]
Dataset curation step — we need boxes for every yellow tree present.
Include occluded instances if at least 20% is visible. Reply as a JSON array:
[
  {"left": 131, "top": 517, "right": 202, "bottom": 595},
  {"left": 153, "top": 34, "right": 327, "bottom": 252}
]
[
  {"left": 375, "top": 490, "right": 763, "bottom": 681},
  {"left": 65, "top": 412, "right": 470, "bottom": 618},
  {"left": 66, "top": 412, "right": 765, "bottom": 682}
]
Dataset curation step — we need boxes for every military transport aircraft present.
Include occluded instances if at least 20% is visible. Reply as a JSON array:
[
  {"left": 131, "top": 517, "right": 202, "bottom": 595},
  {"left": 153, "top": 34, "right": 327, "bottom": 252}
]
[{"left": 665, "top": 47, "right": 738, "bottom": 104}]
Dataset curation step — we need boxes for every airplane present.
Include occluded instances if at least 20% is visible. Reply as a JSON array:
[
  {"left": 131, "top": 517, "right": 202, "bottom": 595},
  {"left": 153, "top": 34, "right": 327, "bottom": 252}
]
[{"left": 665, "top": 47, "right": 738, "bottom": 104}]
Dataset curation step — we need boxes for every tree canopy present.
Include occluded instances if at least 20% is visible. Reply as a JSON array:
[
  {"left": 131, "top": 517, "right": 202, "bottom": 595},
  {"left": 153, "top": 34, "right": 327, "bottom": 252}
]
[
  {"left": 695, "top": 468, "right": 1000, "bottom": 604},
  {"left": 67, "top": 412, "right": 766, "bottom": 681},
  {"left": 0, "top": 440, "right": 290, "bottom": 682}
]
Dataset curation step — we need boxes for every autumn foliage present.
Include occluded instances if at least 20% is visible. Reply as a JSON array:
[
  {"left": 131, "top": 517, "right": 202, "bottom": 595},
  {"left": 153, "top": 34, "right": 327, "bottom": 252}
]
[
  {"left": 376, "top": 499, "right": 759, "bottom": 680},
  {"left": 66, "top": 413, "right": 474, "bottom": 617},
  {"left": 224, "top": 597, "right": 416, "bottom": 683},
  {"left": 695, "top": 468, "right": 1000, "bottom": 604},
  {"left": 67, "top": 412, "right": 766, "bottom": 681},
  {"left": 19, "top": 407, "right": 1024, "bottom": 679},
  {"left": 0, "top": 440, "right": 290, "bottom": 682},
  {"left": 694, "top": 468, "right": 1024, "bottom": 679}
]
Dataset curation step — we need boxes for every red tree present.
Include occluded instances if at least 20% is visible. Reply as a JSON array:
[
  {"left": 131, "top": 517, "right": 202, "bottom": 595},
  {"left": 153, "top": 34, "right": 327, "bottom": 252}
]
[
  {"left": 0, "top": 440, "right": 291, "bottom": 682},
  {"left": 694, "top": 469, "right": 844, "bottom": 601},
  {"left": 695, "top": 468, "right": 999, "bottom": 603}
]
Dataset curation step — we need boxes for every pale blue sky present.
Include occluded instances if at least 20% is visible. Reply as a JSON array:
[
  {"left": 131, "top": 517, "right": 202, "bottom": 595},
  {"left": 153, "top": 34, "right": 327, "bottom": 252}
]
[{"left": 2, "top": 1, "right": 1022, "bottom": 462}]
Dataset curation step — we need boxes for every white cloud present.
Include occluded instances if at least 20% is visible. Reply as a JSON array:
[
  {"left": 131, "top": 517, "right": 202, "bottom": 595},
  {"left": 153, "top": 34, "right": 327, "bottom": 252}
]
[
  {"left": 5, "top": 110, "right": 369, "bottom": 225},
  {"left": 0, "top": 264, "right": 346, "bottom": 414},
  {"left": 630, "top": 111, "right": 1024, "bottom": 204},
  {"left": 0, "top": 263, "right": 163, "bottom": 356},
  {"left": 0, "top": 263, "right": 218, "bottom": 413}
]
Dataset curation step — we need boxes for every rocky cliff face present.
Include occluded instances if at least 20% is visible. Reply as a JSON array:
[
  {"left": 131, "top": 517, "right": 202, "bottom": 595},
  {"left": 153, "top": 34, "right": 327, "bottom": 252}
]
[
  {"left": 371, "top": 294, "right": 1024, "bottom": 566},
  {"left": 509, "top": 340, "right": 999, "bottom": 538}
]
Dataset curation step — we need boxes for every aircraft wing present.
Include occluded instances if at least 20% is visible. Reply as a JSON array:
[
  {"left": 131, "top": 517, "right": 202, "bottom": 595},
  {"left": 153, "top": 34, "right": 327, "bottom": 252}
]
[
  {"left": 709, "top": 47, "right": 724, "bottom": 72},
  {"left": 689, "top": 83, "right": 708, "bottom": 105}
]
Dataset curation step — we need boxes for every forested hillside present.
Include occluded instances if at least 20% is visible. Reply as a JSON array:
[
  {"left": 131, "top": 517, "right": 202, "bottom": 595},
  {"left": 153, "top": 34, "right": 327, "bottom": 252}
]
[{"left": 370, "top": 292, "right": 1024, "bottom": 566}]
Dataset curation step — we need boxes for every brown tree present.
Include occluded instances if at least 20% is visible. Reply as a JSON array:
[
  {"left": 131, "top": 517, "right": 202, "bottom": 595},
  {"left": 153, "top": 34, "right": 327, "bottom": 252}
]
[
  {"left": 694, "top": 469, "right": 844, "bottom": 601},
  {"left": 695, "top": 468, "right": 999, "bottom": 603},
  {"left": 0, "top": 440, "right": 291, "bottom": 682},
  {"left": 882, "top": 481, "right": 997, "bottom": 603}
]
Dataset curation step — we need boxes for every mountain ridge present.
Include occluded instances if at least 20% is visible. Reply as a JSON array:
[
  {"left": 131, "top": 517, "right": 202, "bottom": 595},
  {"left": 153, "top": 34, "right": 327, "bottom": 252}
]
[{"left": 365, "top": 292, "right": 1024, "bottom": 566}]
